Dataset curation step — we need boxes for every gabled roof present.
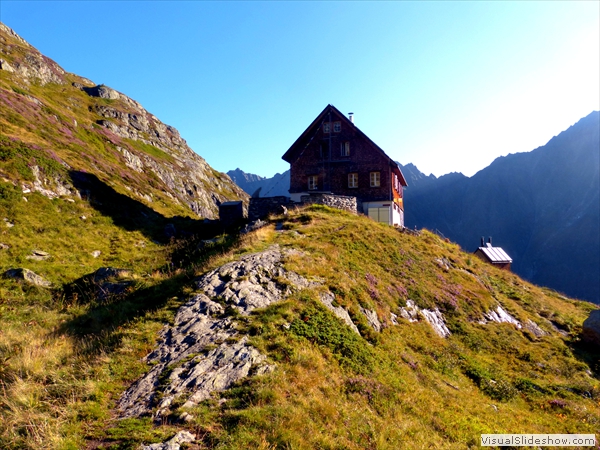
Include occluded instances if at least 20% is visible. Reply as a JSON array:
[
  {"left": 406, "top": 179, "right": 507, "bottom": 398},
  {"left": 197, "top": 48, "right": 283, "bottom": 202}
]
[
  {"left": 282, "top": 104, "right": 407, "bottom": 187},
  {"left": 477, "top": 243, "right": 512, "bottom": 264}
]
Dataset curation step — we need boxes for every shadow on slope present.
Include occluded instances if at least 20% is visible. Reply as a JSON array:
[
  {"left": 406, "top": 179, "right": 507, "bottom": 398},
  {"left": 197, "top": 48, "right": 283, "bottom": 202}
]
[
  {"left": 69, "top": 170, "right": 219, "bottom": 242},
  {"left": 56, "top": 233, "right": 241, "bottom": 357}
]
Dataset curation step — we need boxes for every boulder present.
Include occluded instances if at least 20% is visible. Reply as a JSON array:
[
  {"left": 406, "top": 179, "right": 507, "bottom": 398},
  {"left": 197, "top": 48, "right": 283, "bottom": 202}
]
[
  {"left": 141, "top": 431, "right": 195, "bottom": 450},
  {"left": 582, "top": 310, "right": 600, "bottom": 345},
  {"left": 4, "top": 268, "right": 51, "bottom": 287}
]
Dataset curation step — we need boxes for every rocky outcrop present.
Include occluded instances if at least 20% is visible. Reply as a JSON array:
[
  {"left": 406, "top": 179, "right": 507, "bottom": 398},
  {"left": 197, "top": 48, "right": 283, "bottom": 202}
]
[
  {"left": 480, "top": 305, "right": 522, "bottom": 329},
  {"left": 581, "top": 310, "right": 600, "bottom": 345},
  {"left": 118, "top": 246, "right": 316, "bottom": 420},
  {"left": 398, "top": 299, "right": 451, "bottom": 338},
  {"left": 360, "top": 307, "right": 382, "bottom": 332},
  {"left": 319, "top": 292, "right": 360, "bottom": 334},
  {"left": 0, "top": 23, "right": 247, "bottom": 219},
  {"left": 21, "top": 165, "right": 77, "bottom": 200},
  {"left": 3, "top": 268, "right": 51, "bottom": 287},
  {"left": 0, "top": 24, "right": 65, "bottom": 85},
  {"left": 141, "top": 431, "right": 195, "bottom": 450}
]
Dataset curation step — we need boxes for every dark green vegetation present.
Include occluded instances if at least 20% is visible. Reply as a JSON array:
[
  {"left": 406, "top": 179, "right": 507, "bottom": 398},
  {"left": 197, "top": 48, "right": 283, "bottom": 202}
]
[{"left": 401, "top": 111, "right": 600, "bottom": 304}]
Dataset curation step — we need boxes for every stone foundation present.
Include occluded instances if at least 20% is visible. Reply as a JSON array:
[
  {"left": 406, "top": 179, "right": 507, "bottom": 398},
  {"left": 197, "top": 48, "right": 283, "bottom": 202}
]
[{"left": 299, "top": 193, "right": 357, "bottom": 214}]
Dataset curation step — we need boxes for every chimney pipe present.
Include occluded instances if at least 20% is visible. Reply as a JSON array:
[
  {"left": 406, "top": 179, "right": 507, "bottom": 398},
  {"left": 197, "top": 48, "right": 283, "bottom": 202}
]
[
  {"left": 481, "top": 236, "right": 485, "bottom": 247},
  {"left": 348, "top": 112, "right": 354, "bottom": 124},
  {"left": 488, "top": 236, "right": 492, "bottom": 246}
]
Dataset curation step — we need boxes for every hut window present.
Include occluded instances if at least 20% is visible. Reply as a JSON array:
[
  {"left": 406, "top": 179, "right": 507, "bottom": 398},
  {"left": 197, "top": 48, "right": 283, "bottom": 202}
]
[
  {"left": 341, "top": 141, "right": 350, "bottom": 156},
  {"left": 370, "top": 171, "right": 381, "bottom": 187},
  {"left": 308, "top": 175, "right": 318, "bottom": 190},
  {"left": 323, "top": 122, "right": 330, "bottom": 133},
  {"left": 348, "top": 173, "right": 358, "bottom": 188},
  {"left": 333, "top": 121, "right": 341, "bottom": 132}
]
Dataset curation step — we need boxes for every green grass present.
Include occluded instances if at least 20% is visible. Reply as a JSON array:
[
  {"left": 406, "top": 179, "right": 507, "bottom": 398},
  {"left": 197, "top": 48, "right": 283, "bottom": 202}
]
[
  {"left": 0, "top": 27, "right": 598, "bottom": 448},
  {"left": 0, "top": 204, "right": 598, "bottom": 449}
]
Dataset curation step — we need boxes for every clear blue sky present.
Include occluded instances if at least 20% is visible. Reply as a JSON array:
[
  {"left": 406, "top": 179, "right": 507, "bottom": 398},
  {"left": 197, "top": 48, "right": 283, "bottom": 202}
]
[{"left": 2, "top": 1, "right": 598, "bottom": 178}]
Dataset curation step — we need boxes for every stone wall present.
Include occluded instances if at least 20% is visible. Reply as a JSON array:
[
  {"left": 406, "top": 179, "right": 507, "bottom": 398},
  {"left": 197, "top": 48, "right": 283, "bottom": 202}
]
[
  {"left": 299, "top": 193, "right": 357, "bottom": 214},
  {"left": 248, "top": 196, "right": 294, "bottom": 222},
  {"left": 244, "top": 194, "right": 357, "bottom": 222}
]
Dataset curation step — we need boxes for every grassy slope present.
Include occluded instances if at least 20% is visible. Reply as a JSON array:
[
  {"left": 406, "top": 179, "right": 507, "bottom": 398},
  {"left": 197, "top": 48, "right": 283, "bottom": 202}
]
[{"left": 2, "top": 202, "right": 597, "bottom": 449}]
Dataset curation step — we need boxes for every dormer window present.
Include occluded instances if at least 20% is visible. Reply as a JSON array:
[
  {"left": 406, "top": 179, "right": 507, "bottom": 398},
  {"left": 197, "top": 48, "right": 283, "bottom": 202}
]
[
  {"left": 323, "top": 122, "right": 330, "bottom": 133},
  {"left": 333, "top": 121, "right": 341, "bottom": 132}
]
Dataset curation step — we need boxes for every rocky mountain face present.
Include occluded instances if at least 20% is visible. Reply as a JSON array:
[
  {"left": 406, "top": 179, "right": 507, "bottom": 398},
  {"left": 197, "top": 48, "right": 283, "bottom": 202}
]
[
  {"left": 0, "top": 23, "right": 247, "bottom": 219},
  {"left": 402, "top": 111, "right": 600, "bottom": 303},
  {"left": 227, "top": 168, "right": 290, "bottom": 197}
]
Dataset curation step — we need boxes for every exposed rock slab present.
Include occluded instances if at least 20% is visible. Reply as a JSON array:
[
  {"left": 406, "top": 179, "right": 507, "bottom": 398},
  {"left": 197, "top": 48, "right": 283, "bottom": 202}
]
[
  {"left": 481, "top": 305, "right": 522, "bottom": 329},
  {"left": 118, "top": 245, "right": 313, "bottom": 419},
  {"left": 318, "top": 292, "right": 359, "bottom": 334},
  {"left": 141, "top": 430, "right": 195, "bottom": 450},
  {"left": 398, "top": 299, "right": 451, "bottom": 338},
  {"left": 524, "top": 319, "right": 548, "bottom": 337},
  {"left": 360, "top": 307, "right": 382, "bottom": 332}
]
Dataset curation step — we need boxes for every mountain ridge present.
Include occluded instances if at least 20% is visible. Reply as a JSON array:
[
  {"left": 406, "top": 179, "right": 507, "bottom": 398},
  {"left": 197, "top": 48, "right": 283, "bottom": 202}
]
[
  {"left": 0, "top": 22, "right": 247, "bottom": 219},
  {"left": 402, "top": 111, "right": 600, "bottom": 303}
]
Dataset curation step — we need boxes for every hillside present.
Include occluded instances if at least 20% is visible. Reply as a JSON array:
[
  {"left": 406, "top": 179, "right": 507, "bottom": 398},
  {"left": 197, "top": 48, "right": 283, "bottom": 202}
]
[
  {"left": 0, "top": 23, "right": 247, "bottom": 220},
  {"left": 0, "top": 22, "right": 598, "bottom": 450},
  {"left": 402, "top": 111, "right": 600, "bottom": 304},
  {"left": 1, "top": 203, "right": 598, "bottom": 449}
]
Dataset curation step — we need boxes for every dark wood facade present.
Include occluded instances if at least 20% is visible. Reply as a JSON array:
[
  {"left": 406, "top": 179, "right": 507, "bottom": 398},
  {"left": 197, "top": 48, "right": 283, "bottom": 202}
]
[{"left": 282, "top": 105, "right": 407, "bottom": 215}]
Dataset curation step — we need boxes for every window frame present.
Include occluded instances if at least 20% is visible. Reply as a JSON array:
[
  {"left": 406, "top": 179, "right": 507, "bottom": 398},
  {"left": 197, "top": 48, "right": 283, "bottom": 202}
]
[
  {"left": 333, "top": 121, "right": 341, "bottom": 132},
  {"left": 348, "top": 172, "right": 358, "bottom": 188},
  {"left": 370, "top": 171, "right": 381, "bottom": 187},
  {"left": 323, "top": 122, "right": 330, "bottom": 133},
  {"left": 340, "top": 141, "right": 350, "bottom": 156},
  {"left": 308, "top": 175, "right": 318, "bottom": 190}
]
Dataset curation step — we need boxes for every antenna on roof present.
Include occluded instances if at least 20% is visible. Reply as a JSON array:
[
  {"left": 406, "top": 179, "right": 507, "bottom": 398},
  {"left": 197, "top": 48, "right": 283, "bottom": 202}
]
[{"left": 348, "top": 112, "right": 354, "bottom": 124}]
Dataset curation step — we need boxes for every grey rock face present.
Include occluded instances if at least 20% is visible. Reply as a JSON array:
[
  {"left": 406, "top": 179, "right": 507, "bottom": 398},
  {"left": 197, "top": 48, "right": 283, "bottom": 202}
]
[
  {"left": 360, "top": 307, "right": 382, "bottom": 332},
  {"left": 524, "top": 319, "right": 547, "bottom": 337},
  {"left": 318, "top": 292, "right": 360, "bottom": 334},
  {"left": 582, "top": 310, "right": 600, "bottom": 345},
  {"left": 25, "top": 250, "right": 50, "bottom": 261},
  {"left": 481, "top": 306, "right": 522, "bottom": 329},
  {"left": 118, "top": 246, "right": 312, "bottom": 419},
  {"left": 3, "top": 268, "right": 51, "bottom": 287},
  {"left": 141, "top": 430, "right": 195, "bottom": 450},
  {"left": 1, "top": 23, "right": 247, "bottom": 219},
  {"left": 398, "top": 299, "right": 451, "bottom": 338}
]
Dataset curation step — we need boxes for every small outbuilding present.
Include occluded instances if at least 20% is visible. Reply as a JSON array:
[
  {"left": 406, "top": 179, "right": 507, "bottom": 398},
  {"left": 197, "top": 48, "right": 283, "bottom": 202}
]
[
  {"left": 219, "top": 201, "right": 245, "bottom": 229},
  {"left": 474, "top": 237, "right": 512, "bottom": 270}
]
